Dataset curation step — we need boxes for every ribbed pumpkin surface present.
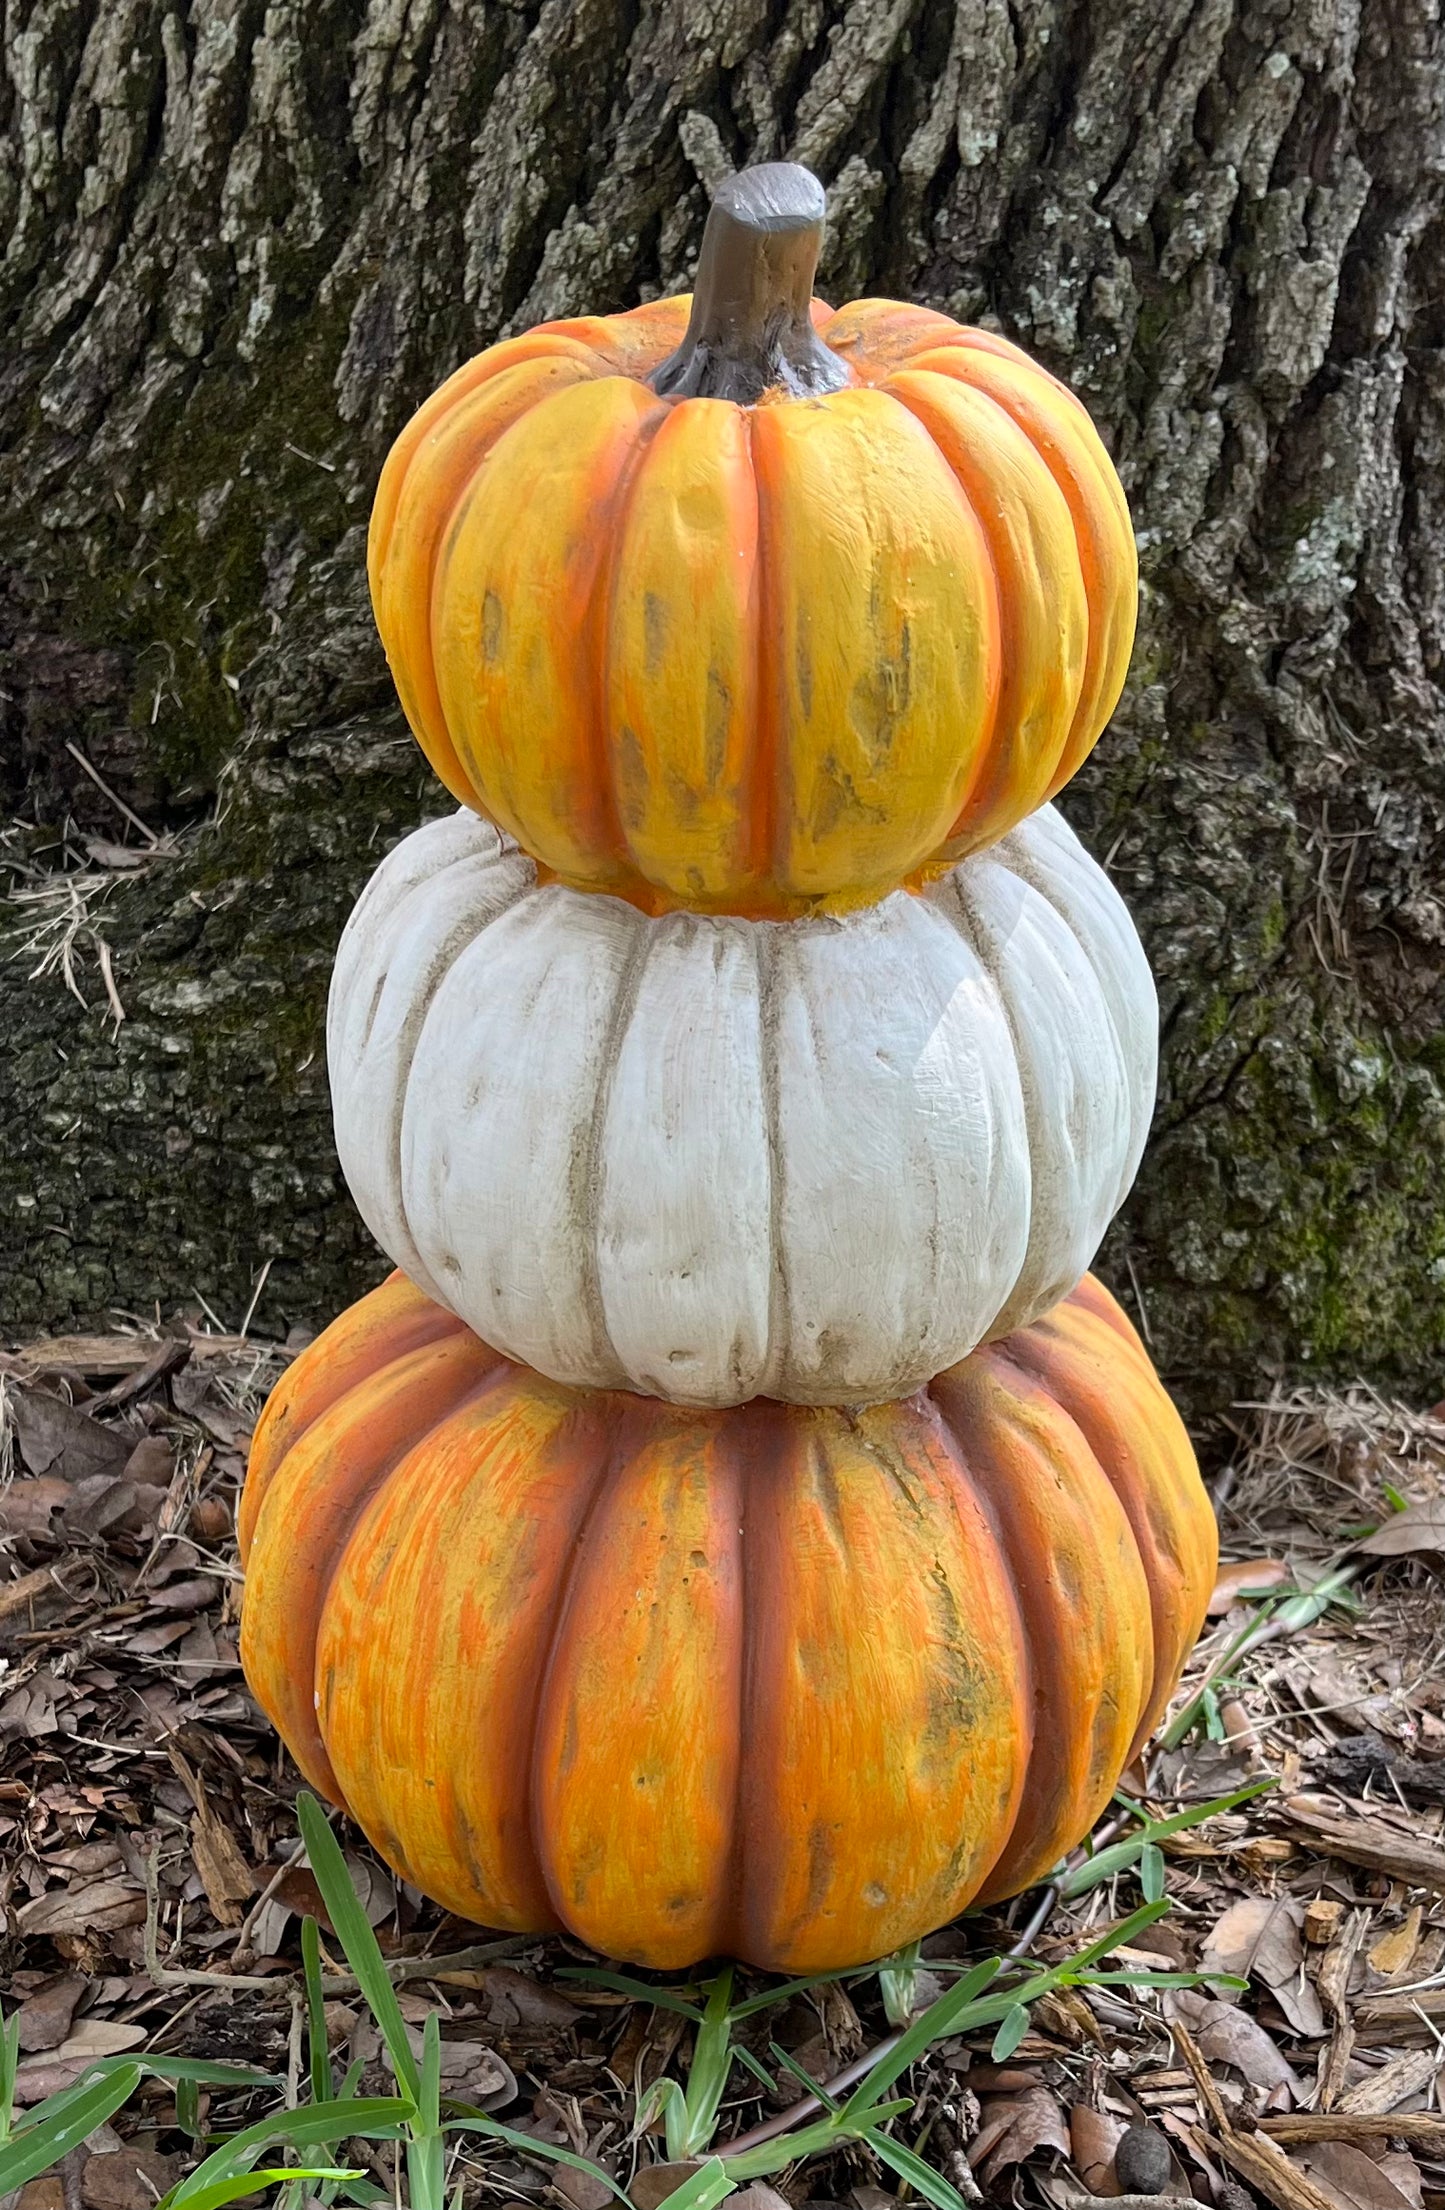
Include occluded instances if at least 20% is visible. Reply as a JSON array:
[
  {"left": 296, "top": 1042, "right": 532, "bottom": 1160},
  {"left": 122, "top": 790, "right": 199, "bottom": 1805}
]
[
  {"left": 239, "top": 1272, "right": 1214, "bottom": 1972},
  {"left": 369, "top": 298, "right": 1136, "bottom": 918}
]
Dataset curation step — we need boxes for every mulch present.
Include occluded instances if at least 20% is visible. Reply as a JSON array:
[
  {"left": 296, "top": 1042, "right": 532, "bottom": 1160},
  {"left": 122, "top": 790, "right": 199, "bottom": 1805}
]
[{"left": 2, "top": 1317, "right": 1444, "bottom": 2210}]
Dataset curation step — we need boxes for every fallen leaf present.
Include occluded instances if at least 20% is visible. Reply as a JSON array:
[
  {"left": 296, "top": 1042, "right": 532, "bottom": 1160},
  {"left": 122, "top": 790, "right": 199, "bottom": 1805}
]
[
  {"left": 1200, "top": 1896, "right": 1327, "bottom": 2036},
  {"left": 1298, "top": 2141, "right": 1421, "bottom": 2210},
  {"left": 79, "top": 2147, "right": 180, "bottom": 2210},
  {"left": 1070, "top": 2104, "right": 1125, "bottom": 2193},
  {"left": 1359, "top": 1500, "right": 1445, "bottom": 1557},
  {"left": 15, "top": 1976, "right": 86, "bottom": 2052},
  {"left": 1209, "top": 1557, "right": 1290, "bottom": 1612},
  {"left": 1170, "top": 1991, "right": 1302, "bottom": 2097},
  {"left": 15, "top": 2180, "right": 65, "bottom": 2210},
  {"left": 123, "top": 1435, "right": 175, "bottom": 1487},
  {"left": 16, "top": 1876, "right": 145, "bottom": 1936},
  {"left": 1377, "top": 2153, "right": 1425, "bottom": 2210},
  {"left": 0, "top": 1477, "right": 72, "bottom": 1536},
  {"left": 552, "top": 2172, "right": 613, "bottom": 2210},
  {"left": 11, "top": 1391, "right": 131, "bottom": 1481},
  {"left": 478, "top": 1968, "right": 583, "bottom": 2032},
  {"left": 402, "top": 2023, "right": 515, "bottom": 2109},
  {"left": 969, "top": 2087, "right": 1070, "bottom": 2186},
  {"left": 630, "top": 2164, "right": 702, "bottom": 2210},
  {"left": 55, "top": 2020, "right": 147, "bottom": 2060}
]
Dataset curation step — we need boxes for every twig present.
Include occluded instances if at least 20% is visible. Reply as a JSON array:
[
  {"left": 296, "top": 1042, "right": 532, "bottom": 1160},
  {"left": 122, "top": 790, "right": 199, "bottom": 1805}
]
[
  {"left": 64, "top": 740, "right": 159, "bottom": 845},
  {"left": 232, "top": 1835, "right": 308, "bottom": 1956},
  {"left": 146, "top": 1847, "right": 528, "bottom": 1995},
  {"left": 240, "top": 1258, "right": 274, "bottom": 1340},
  {"left": 0, "top": 1555, "right": 85, "bottom": 1624}
]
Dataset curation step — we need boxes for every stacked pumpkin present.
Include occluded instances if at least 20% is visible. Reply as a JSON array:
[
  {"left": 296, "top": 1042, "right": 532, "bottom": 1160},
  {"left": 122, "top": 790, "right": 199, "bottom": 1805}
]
[{"left": 240, "top": 165, "right": 1216, "bottom": 1973}]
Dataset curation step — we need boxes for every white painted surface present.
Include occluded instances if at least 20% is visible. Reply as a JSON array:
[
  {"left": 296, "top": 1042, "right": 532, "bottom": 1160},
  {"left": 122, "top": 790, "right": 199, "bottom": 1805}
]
[{"left": 328, "top": 806, "right": 1157, "bottom": 1407}]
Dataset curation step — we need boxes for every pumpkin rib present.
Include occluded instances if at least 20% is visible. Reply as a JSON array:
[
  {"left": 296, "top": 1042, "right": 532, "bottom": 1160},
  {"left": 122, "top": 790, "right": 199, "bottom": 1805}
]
[
  {"left": 748, "top": 385, "right": 1004, "bottom": 907},
  {"left": 237, "top": 1272, "right": 466, "bottom": 1560},
  {"left": 881, "top": 369, "right": 1089, "bottom": 855},
  {"left": 930, "top": 1353, "right": 1153, "bottom": 1902},
  {"left": 536, "top": 1403, "right": 748, "bottom": 1966},
  {"left": 900, "top": 346, "right": 1135, "bottom": 794},
  {"left": 320, "top": 1372, "right": 611, "bottom": 1932},
  {"left": 994, "top": 1294, "right": 1216, "bottom": 1758},
  {"left": 242, "top": 1334, "right": 507, "bottom": 1802}
]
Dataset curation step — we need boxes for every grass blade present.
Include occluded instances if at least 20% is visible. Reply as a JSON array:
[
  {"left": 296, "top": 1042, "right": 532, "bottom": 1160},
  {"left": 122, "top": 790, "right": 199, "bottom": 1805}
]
[
  {"left": 0, "top": 2065, "right": 144, "bottom": 2195},
  {"left": 990, "top": 2005, "right": 1029, "bottom": 2062},
  {"left": 173, "top": 2170, "right": 360, "bottom": 2210},
  {"left": 867, "top": 2133, "right": 970, "bottom": 2210},
  {"left": 839, "top": 1958, "right": 1002, "bottom": 2118},
  {"left": 296, "top": 1795, "right": 420, "bottom": 2104},
  {"left": 649, "top": 2159, "right": 736, "bottom": 2210},
  {"left": 164, "top": 2099, "right": 412, "bottom": 2208},
  {"left": 302, "top": 1917, "right": 333, "bottom": 2105},
  {"left": 1058, "top": 1783, "right": 1273, "bottom": 1901},
  {"left": 445, "top": 2117, "right": 631, "bottom": 2206}
]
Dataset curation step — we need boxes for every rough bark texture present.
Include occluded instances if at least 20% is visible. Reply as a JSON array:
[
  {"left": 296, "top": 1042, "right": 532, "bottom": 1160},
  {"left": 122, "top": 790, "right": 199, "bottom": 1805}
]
[{"left": 2, "top": 0, "right": 1443, "bottom": 1416}]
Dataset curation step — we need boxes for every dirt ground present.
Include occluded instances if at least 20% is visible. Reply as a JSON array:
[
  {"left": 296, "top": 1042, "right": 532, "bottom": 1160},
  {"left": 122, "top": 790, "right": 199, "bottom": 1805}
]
[{"left": 2, "top": 1315, "right": 1444, "bottom": 2210}]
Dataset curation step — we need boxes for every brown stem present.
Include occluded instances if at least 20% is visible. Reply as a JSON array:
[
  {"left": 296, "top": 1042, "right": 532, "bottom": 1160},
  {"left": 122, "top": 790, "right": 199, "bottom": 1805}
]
[{"left": 651, "top": 163, "right": 849, "bottom": 403}]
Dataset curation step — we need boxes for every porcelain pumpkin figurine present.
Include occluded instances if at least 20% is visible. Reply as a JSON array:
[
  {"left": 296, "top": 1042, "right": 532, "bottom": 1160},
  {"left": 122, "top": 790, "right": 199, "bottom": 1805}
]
[
  {"left": 241, "top": 160, "right": 1209, "bottom": 1979},
  {"left": 369, "top": 166, "right": 1137, "bottom": 917}
]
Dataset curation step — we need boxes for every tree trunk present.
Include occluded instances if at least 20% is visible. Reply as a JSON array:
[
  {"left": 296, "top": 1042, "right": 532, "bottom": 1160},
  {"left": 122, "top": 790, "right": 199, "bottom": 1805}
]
[{"left": 3, "top": 0, "right": 1442, "bottom": 1417}]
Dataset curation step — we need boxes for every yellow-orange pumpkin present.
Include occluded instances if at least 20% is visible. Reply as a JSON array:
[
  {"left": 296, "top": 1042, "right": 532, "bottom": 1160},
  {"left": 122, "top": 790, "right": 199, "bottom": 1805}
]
[
  {"left": 369, "top": 165, "right": 1136, "bottom": 919},
  {"left": 239, "top": 1270, "right": 1214, "bottom": 1972}
]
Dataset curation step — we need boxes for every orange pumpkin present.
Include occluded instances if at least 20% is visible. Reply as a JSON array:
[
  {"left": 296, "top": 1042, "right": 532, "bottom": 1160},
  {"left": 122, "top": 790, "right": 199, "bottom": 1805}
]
[
  {"left": 239, "top": 1270, "right": 1214, "bottom": 1972},
  {"left": 369, "top": 165, "right": 1136, "bottom": 919}
]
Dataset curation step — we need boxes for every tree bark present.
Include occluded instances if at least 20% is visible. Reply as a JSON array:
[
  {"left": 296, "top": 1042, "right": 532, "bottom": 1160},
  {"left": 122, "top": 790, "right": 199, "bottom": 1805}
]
[{"left": 2, "top": 0, "right": 1442, "bottom": 1417}]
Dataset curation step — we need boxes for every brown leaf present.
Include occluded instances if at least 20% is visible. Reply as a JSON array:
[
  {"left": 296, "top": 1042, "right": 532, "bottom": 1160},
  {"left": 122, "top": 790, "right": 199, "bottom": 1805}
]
[
  {"left": 478, "top": 1967, "right": 583, "bottom": 2032},
  {"left": 970, "top": 2087, "right": 1070, "bottom": 2186},
  {"left": 630, "top": 2164, "right": 702, "bottom": 2210},
  {"left": 15, "top": 1975, "right": 85, "bottom": 2052},
  {"left": 11, "top": 1391, "right": 131, "bottom": 1481},
  {"left": 1377, "top": 2153, "right": 1425, "bottom": 2210},
  {"left": 1209, "top": 1557, "right": 1291, "bottom": 1612},
  {"left": 0, "top": 1477, "right": 72, "bottom": 1536},
  {"left": 80, "top": 2148, "right": 180, "bottom": 2210},
  {"left": 1200, "top": 1896, "right": 1327, "bottom": 2036},
  {"left": 1297, "top": 2141, "right": 1421, "bottom": 2210},
  {"left": 1171, "top": 1992, "right": 1302, "bottom": 2097},
  {"left": 54, "top": 2021, "right": 146, "bottom": 2060},
  {"left": 551, "top": 2174, "right": 612, "bottom": 2210},
  {"left": 1359, "top": 1499, "right": 1445, "bottom": 1557},
  {"left": 122, "top": 1434, "right": 175, "bottom": 1487},
  {"left": 16, "top": 2180, "right": 65, "bottom": 2210},
  {"left": 1070, "top": 2104, "right": 1125, "bottom": 2193},
  {"left": 16, "top": 1877, "right": 145, "bottom": 1935},
  {"left": 148, "top": 1575, "right": 219, "bottom": 1613}
]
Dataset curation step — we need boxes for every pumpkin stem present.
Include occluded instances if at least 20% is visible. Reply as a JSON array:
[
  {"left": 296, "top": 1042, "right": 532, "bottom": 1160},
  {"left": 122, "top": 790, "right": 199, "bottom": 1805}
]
[{"left": 651, "top": 163, "right": 849, "bottom": 404}]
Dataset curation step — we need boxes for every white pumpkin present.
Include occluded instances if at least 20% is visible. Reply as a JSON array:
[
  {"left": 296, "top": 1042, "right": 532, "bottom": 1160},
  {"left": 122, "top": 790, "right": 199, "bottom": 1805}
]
[{"left": 327, "top": 805, "right": 1157, "bottom": 1409}]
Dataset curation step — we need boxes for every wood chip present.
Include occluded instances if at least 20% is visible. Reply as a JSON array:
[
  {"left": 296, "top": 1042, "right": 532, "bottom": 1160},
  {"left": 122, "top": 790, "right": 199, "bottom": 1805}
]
[
  {"left": 1337, "top": 2047, "right": 1441, "bottom": 2117},
  {"left": 1280, "top": 1796, "right": 1445, "bottom": 1892},
  {"left": 1261, "top": 2116, "right": 1445, "bottom": 2151}
]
